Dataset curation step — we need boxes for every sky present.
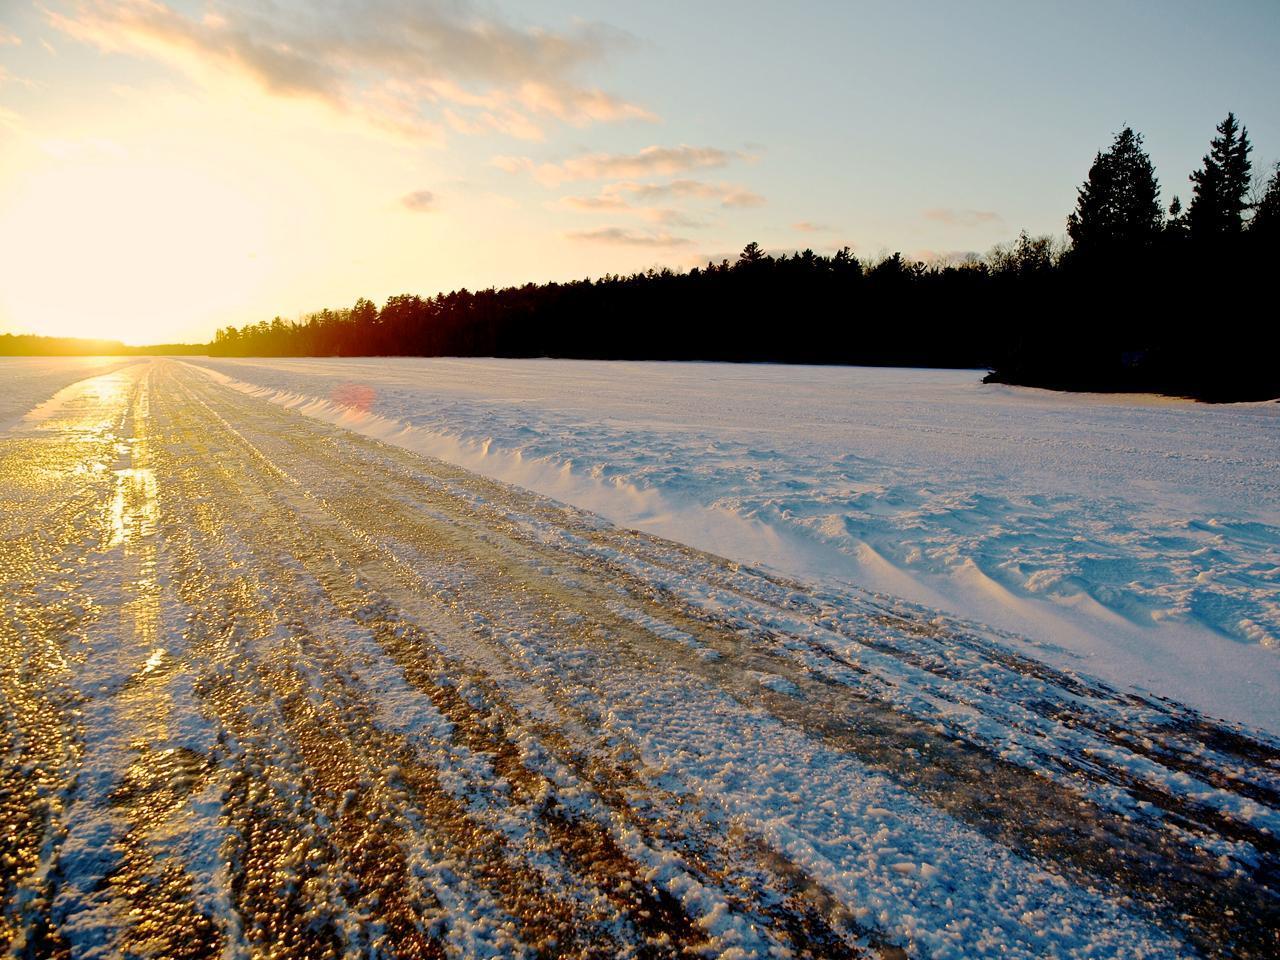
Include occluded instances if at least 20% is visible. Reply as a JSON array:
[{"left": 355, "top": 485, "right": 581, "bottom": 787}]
[{"left": 1, "top": 1, "right": 1278, "bottom": 343}]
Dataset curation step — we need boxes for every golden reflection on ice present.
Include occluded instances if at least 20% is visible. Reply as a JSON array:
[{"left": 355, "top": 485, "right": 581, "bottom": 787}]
[
  {"left": 107, "top": 467, "right": 158, "bottom": 549},
  {"left": 23, "top": 365, "right": 140, "bottom": 440},
  {"left": 115, "top": 378, "right": 169, "bottom": 745},
  {"left": 141, "top": 647, "right": 168, "bottom": 676}
]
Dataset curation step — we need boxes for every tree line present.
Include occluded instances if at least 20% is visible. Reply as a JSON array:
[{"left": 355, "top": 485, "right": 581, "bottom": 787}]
[
  {"left": 984, "top": 113, "right": 1278, "bottom": 400},
  {"left": 0, "top": 334, "right": 205, "bottom": 357},
  {"left": 211, "top": 113, "right": 1278, "bottom": 400},
  {"left": 67, "top": 112, "right": 1280, "bottom": 400}
]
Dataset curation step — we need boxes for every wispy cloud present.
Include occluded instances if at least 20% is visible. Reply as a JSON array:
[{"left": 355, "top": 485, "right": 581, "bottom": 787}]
[
  {"left": 0, "top": 26, "right": 22, "bottom": 46},
  {"left": 401, "top": 190, "right": 437, "bottom": 212},
  {"left": 557, "top": 177, "right": 761, "bottom": 232},
  {"left": 560, "top": 179, "right": 763, "bottom": 211},
  {"left": 560, "top": 194, "right": 630, "bottom": 211},
  {"left": 558, "top": 199, "right": 708, "bottom": 230},
  {"left": 566, "top": 227, "right": 691, "bottom": 247},
  {"left": 0, "top": 105, "right": 25, "bottom": 133},
  {"left": 613, "top": 179, "right": 763, "bottom": 207},
  {"left": 639, "top": 208, "right": 707, "bottom": 228},
  {"left": 922, "top": 207, "right": 1002, "bottom": 227},
  {"left": 793, "top": 220, "right": 833, "bottom": 233},
  {"left": 45, "top": 0, "right": 651, "bottom": 141},
  {"left": 494, "top": 146, "right": 741, "bottom": 185}
]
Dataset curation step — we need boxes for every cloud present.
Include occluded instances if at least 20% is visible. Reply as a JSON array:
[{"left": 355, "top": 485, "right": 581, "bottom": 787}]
[
  {"left": 560, "top": 194, "right": 629, "bottom": 211},
  {"left": 0, "top": 27, "right": 22, "bottom": 46},
  {"left": 557, "top": 178, "right": 762, "bottom": 231},
  {"left": 492, "top": 155, "right": 537, "bottom": 175},
  {"left": 922, "top": 208, "right": 1002, "bottom": 227},
  {"left": 495, "top": 146, "right": 741, "bottom": 185},
  {"left": 638, "top": 208, "right": 707, "bottom": 228},
  {"left": 561, "top": 178, "right": 763, "bottom": 211},
  {"left": 45, "top": 1, "right": 651, "bottom": 141},
  {"left": 616, "top": 179, "right": 764, "bottom": 207},
  {"left": 793, "top": 221, "right": 833, "bottom": 233},
  {"left": 401, "top": 190, "right": 437, "bottom": 212},
  {"left": 566, "top": 227, "right": 691, "bottom": 247},
  {"left": 0, "top": 105, "right": 25, "bottom": 133},
  {"left": 558, "top": 196, "right": 707, "bottom": 228}
]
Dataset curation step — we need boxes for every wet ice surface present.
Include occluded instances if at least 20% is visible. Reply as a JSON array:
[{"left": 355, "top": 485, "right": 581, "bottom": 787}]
[
  {"left": 188, "top": 357, "right": 1280, "bottom": 733},
  {"left": 1, "top": 359, "right": 1278, "bottom": 959},
  {"left": 0, "top": 356, "right": 141, "bottom": 429}
]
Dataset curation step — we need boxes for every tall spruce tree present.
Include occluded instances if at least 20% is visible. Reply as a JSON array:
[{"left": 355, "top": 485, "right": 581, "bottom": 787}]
[
  {"left": 1066, "top": 127, "right": 1162, "bottom": 255},
  {"left": 1188, "top": 112, "right": 1253, "bottom": 239}
]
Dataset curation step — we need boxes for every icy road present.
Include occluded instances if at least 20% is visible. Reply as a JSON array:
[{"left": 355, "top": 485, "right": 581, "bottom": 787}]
[{"left": 1, "top": 359, "right": 1277, "bottom": 959}]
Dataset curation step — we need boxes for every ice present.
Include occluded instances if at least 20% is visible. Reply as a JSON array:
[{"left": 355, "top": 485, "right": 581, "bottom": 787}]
[
  {"left": 1, "top": 358, "right": 1274, "bottom": 957},
  {"left": 185, "top": 357, "right": 1280, "bottom": 733},
  {"left": 0, "top": 356, "right": 141, "bottom": 429}
]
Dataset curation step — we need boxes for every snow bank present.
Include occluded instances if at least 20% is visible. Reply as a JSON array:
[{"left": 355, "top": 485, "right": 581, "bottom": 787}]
[{"left": 184, "top": 357, "right": 1280, "bottom": 732}]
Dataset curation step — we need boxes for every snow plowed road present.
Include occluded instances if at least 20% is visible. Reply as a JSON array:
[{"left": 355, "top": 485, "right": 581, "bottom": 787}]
[{"left": 1, "top": 359, "right": 1277, "bottom": 958}]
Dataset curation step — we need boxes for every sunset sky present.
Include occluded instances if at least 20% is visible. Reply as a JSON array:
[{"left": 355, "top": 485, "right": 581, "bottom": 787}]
[{"left": 2, "top": 1, "right": 1278, "bottom": 343}]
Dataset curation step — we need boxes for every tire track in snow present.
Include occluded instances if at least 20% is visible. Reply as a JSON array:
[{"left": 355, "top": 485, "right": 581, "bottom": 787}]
[
  {"left": 159, "top": 364, "right": 1205, "bottom": 957},
  {"left": 170, "top": 363, "right": 1279, "bottom": 957},
  {"left": 156, "top": 366, "right": 817, "bottom": 959}
]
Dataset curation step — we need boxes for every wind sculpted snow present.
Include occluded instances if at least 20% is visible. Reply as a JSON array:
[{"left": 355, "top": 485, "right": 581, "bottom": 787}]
[
  {"left": 188, "top": 357, "right": 1280, "bottom": 733},
  {"left": 1, "top": 359, "right": 1277, "bottom": 958}
]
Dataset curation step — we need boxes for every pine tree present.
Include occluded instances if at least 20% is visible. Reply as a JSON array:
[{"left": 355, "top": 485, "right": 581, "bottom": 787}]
[
  {"left": 1164, "top": 195, "right": 1188, "bottom": 239},
  {"left": 1188, "top": 112, "right": 1253, "bottom": 239},
  {"left": 1066, "top": 127, "right": 1162, "bottom": 255},
  {"left": 1251, "top": 163, "right": 1280, "bottom": 242}
]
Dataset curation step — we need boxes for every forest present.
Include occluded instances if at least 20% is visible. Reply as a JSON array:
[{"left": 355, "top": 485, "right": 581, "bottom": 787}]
[{"left": 0, "top": 334, "right": 205, "bottom": 356}]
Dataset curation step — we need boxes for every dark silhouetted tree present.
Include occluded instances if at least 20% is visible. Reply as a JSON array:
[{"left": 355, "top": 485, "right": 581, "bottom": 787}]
[
  {"left": 1066, "top": 127, "right": 1162, "bottom": 255},
  {"left": 1164, "top": 195, "right": 1188, "bottom": 239},
  {"left": 832, "top": 245, "right": 862, "bottom": 278},
  {"left": 989, "top": 230, "right": 1056, "bottom": 278},
  {"left": 1248, "top": 162, "right": 1280, "bottom": 243},
  {"left": 1188, "top": 112, "right": 1253, "bottom": 239},
  {"left": 737, "top": 241, "right": 766, "bottom": 268}
]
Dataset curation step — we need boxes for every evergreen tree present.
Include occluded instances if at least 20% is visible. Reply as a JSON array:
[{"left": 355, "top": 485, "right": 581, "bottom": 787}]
[
  {"left": 737, "top": 241, "right": 766, "bottom": 266},
  {"left": 1163, "top": 195, "right": 1189, "bottom": 241},
  {"left": 832, "top": 245, "right": 862, "bottom": 278},
  {"left": 1066, "top": 127, "right": 1162, "bottom": 254},
  {"left": 1251, "top": 163, "right": 1280, "bottom": 242},
  {"left": 1188, "top": 112, "right": 1253, "bottom": 238}
]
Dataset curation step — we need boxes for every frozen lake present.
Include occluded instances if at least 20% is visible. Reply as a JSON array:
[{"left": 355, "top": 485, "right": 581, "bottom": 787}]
[
  {"left": 187, "top": 356, "right": 1280, "bottom": 733},
  {"left": 2, "top": 356, "right": 1276, "bottom": 956}
]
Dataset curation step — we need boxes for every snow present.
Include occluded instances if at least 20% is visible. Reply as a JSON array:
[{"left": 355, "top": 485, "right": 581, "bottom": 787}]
[
  {"left": 2, "top": 358, "right": 1275, "bottom": 957},
  {"left": 185, "top": 357, "right": 1280, "bottom": 734},
  {"left": 0, "top": 356, "right": 142, "bottom": 429}
]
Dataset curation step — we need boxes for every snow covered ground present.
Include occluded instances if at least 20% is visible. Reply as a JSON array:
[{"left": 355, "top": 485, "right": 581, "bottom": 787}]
[
  {"left": 187, "top": 357, "right": 1280, "bottom": 734},
  {"left": 0, "top": 355, "right": 141, "bottom": 429},
  {"left": 2, "top": 358, "right": 1277, "bottom": 958}
]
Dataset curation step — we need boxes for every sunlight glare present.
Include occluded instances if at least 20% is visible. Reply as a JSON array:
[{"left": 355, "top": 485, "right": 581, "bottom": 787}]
[{"left": 0, "top": 155, "right": 270, "bottom": 343}]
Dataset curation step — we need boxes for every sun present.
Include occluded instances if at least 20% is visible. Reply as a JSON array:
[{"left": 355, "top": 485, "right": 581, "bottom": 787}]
[{"left": 0, "top": 155, "right": 270, "bottom": 344}]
